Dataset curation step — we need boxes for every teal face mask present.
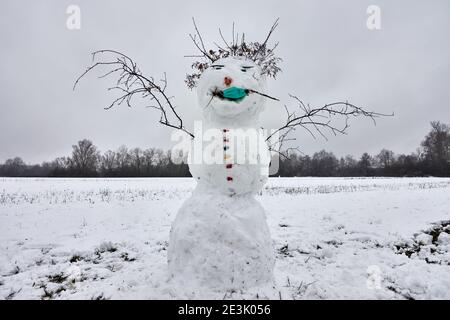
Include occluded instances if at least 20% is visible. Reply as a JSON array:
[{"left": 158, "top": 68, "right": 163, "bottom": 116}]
[{"left": 221, "top": 87, "right": 248, "bottom": 100}]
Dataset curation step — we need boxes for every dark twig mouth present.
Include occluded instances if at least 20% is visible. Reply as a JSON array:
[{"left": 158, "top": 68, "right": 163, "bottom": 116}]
[
  {"left": 247, "top": 89, "right": 280, "bottom": 101},
  {"left": 210, "top": 87, "right": 279, "bottom": 103}
]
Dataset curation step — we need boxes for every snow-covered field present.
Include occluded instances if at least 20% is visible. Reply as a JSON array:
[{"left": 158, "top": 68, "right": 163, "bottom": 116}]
[{"left": 1, "top": 177, "right": 449, "bottom": 300}]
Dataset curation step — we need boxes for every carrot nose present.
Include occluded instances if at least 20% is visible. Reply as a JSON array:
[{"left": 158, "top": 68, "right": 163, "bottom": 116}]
[{"left": 224, "top": 76, "right": 233, "bottom": 86}]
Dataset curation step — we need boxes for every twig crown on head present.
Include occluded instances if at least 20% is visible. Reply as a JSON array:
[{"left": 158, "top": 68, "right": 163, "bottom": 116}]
[{"left": 185, "top": 18, "right": 282, "bottom": 89}]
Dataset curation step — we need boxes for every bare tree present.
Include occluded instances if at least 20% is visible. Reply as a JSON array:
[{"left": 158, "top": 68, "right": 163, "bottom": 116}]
[
  {"left": 358, "top": 152, "right": 373, "bottom": 176},
  {"left": 154, "top": 149, "right": 168, "bottom": 166},
  {"left": 311, "top": 150, "right": 339, "bottom": 176},
  {"left": 129, "top": 147, "right": 144, "bottom": 175},
  {"left": 3, "top": 157, "right": 26, "bottom": 176},
  {"left": 51, "top": 157, "right": 71, "bottom": 172},
  {"left": 70, "top": 139, "right": 99, "bottom": 176},
  {"left": 143, "top": 148, "right": 156, "bottom": 174},
  {"left": 100, "top": 150, "right": 117, "bottom": 175},
  {"left": 339, "top": 155, "right": 358, "bottom": 176},
  {"left": 421, "top": 121, "right": 450, "bottom": 174},
  {"left": 376, "top": 149, "right": 395, "bottom": 168},
  {"left": 115, "top": 145, "right": 131, "bottom": 172}
]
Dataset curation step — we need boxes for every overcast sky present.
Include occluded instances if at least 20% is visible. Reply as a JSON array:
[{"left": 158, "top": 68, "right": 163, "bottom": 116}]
[{"left": 1, "top": 0, "right": 449, "bottom": 163}]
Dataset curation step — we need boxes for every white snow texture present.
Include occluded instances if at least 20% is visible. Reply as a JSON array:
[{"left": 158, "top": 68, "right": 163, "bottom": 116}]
[
  {"left": 168, "top": 57, "right": 274, "bottom": 290},
  {"left": 1, "top": 177, "right": 450, "bottom": 299}
]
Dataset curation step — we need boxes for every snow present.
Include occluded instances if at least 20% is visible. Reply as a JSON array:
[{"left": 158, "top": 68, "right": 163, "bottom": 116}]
[
  {"left": 439, "top": 233, "right": 450, "bottom": 245},
  {"left": 168, "top": 183, "right": 274, "bottom": 290},
  {"left": 1, "top": 177, "right": 449, "bottom": 300},
  {"left": 169, "top": 56, "right": 274, "bottom": 289}
]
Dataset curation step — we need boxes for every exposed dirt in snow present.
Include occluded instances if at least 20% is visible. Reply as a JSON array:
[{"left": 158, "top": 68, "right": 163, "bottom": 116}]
[
  {"left": 395, "top": 220, "right": 450, "bottom": 266},
  {"left": 1, "top": 177, "right": 449, "bottom": 299}
]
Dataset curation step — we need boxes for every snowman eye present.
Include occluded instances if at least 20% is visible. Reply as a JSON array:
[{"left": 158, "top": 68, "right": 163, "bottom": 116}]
[
  {"left": 211, "top": 65, "right": 224, "bottom": 70},
  {"left": 241, "top": 66, "right": 253, "bottom": 72}
]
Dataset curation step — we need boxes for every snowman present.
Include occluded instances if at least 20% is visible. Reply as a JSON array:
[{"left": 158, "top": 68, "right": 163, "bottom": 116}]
[
  {"left": 168, "top": 56, "right": 275, "bottom": 290},
  {"left": 74, "top": 18, "right": 384, "bottom": 294}
]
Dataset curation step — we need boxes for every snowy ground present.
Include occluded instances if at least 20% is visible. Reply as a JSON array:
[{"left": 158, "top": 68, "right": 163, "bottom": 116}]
[{"left": 1, "top": 177, "right": 449, "bottom": 300}]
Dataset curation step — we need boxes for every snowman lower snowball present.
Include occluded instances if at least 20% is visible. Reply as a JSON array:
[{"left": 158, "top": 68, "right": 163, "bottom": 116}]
[{"left": 168, "top": 57, "right": 275, "bottom": 290}]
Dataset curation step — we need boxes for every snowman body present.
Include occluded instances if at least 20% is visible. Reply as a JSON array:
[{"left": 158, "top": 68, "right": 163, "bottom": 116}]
[{"left": 168, "top": 57, "right": 275, "bottom": 290}]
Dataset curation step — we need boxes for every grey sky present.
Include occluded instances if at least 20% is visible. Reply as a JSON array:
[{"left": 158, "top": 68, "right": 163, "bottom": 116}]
[{"left": 1, "top": 0, "right": 449, "bottom": 163}]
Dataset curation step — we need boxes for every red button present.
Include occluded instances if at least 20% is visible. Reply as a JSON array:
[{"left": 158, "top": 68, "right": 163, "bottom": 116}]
[
  {"left": 226, "top": 164, "right": 232, "bottom": 169},
  {"left": 227, "top": 177, "right": 233, "bottom": 181}
]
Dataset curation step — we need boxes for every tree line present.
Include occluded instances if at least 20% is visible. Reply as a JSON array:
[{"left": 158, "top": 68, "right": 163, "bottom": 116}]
[
  {"left": 0, "top": 143, "right": 190, "bottom": 178},
  {"left": 0, "top": 121, "right": 449, "bottom": 178}
]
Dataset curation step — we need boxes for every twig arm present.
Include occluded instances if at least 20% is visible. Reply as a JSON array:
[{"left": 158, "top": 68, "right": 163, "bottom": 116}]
[
  {"left": 74, "top": 50, "right": 194, "bottom": 139},
  {"left": 267, "top": 94, "right": 393, "bottom": 158}
]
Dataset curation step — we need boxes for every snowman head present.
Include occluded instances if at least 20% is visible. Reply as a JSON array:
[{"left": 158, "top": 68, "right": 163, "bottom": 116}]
[{"left": 197, "top": 56, "right": 267, "bottom": 121}]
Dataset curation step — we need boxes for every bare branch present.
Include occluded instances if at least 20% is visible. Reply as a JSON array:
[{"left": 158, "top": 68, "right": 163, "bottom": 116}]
[
  {"left": 247, "top": 89, "right": 280, "bottom": 101},
  {"left": 190, "top": 18, "right": 214, "bottom": 62},
  {"left": 253, "top": 18, "right": 280, "bottom": 60},
  {"left": 267, "top": 94, "right": 393, "bottom": 158},
  {"left": 74, "top": 50, "right": 194, "bottom": 139}
]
